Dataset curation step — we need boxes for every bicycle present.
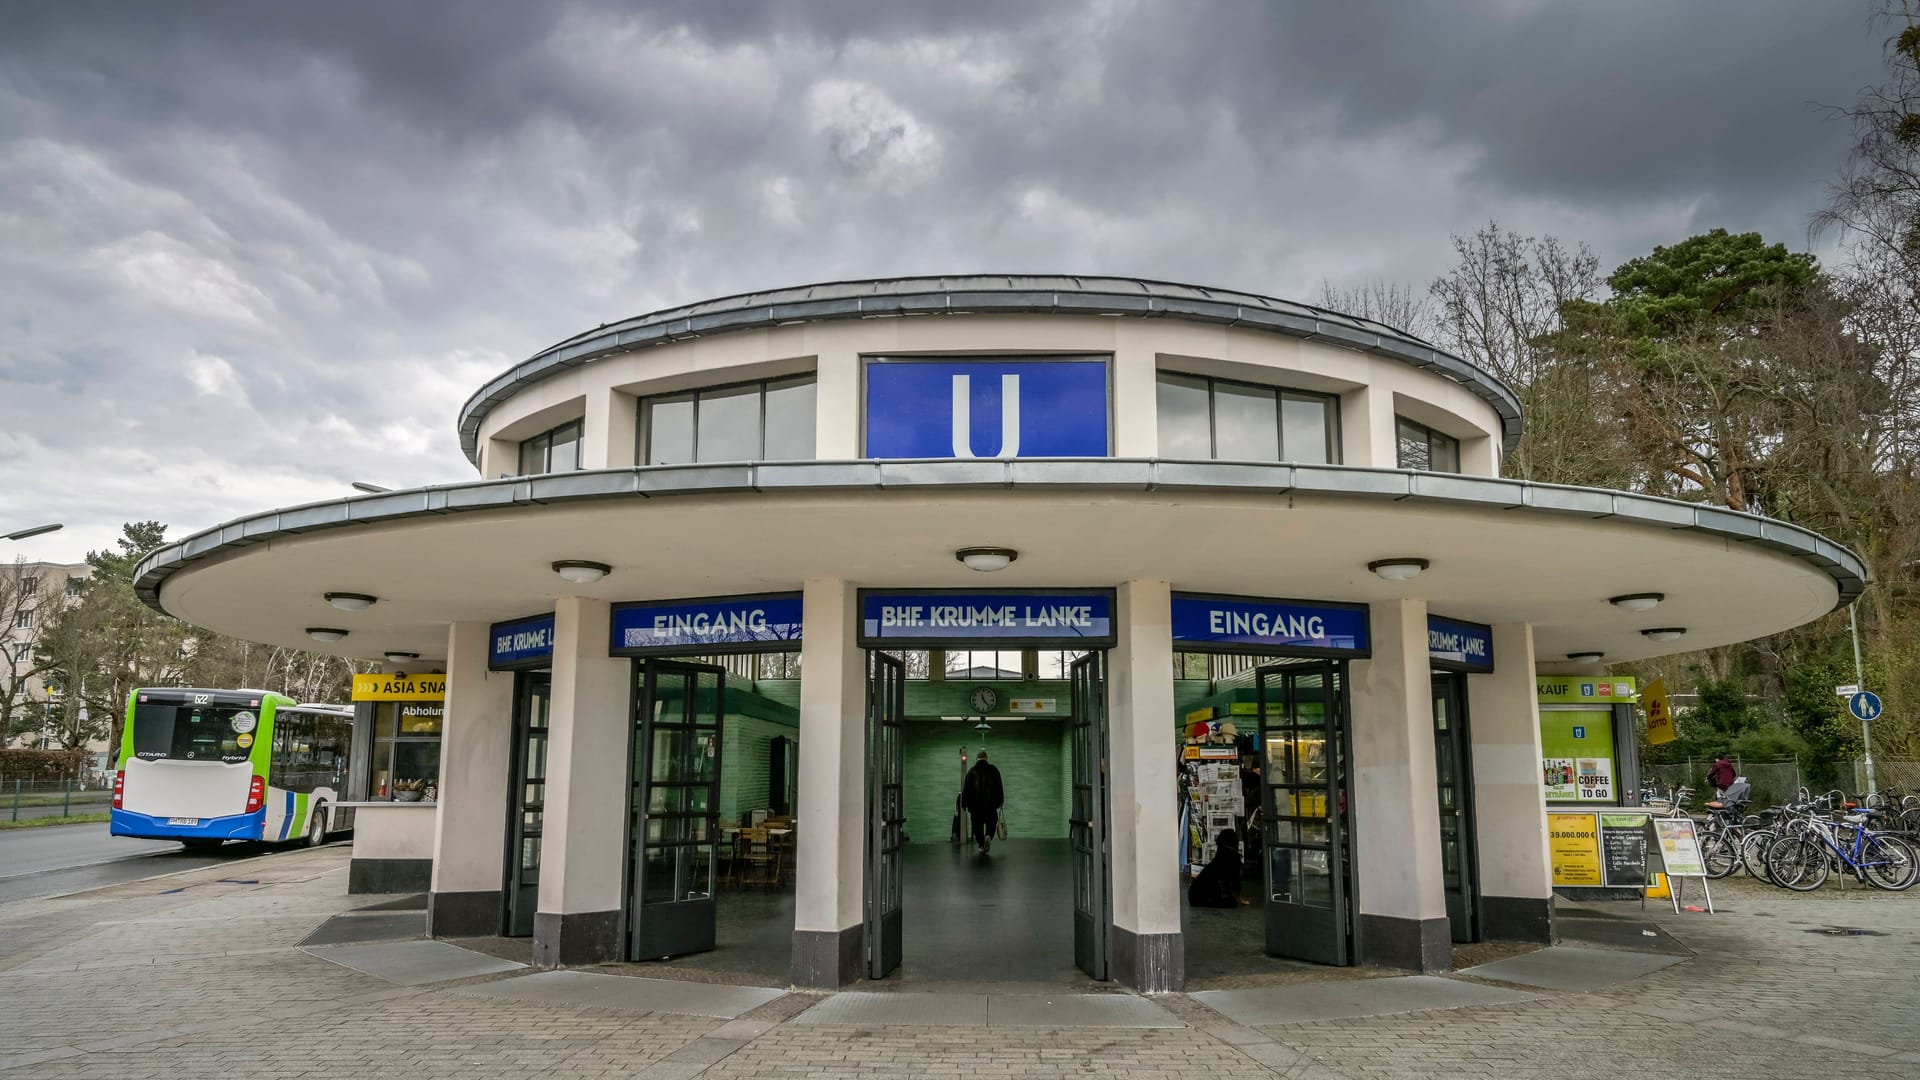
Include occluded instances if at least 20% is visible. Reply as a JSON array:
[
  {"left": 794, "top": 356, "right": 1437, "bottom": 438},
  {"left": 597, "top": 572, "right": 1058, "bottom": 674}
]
[{"left": 1765, "top": 807, "right": 1920, "bottom": 892}]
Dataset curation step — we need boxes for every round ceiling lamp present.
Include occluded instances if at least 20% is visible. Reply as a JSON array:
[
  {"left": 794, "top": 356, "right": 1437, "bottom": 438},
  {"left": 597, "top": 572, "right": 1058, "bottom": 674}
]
[
  {"left": 384, "top": 651, "right": 420, "bottom": 664},
  {"left": 305, "top": 627, "right": 349, "bottom": 643},
  {"left": 1609, "top": 592, "right": 1665, "bottom": 612},
  {"left": 552, "top": 560, "right": 612, "bottom": 584},
  {"left": 1566, "top": 651, "right": 1606, "bottom": 662},
  {"left": 1367, "top": 557, "right": 1429, "bottom": 582},
  {"left": 1641, "top": 627, "right": 1688, "bottom": 642},
  {"left": 956, "top": 547, "right": 1019, "bottom": 573},
  {"left": 325, "top": 592, "right": 377, "bottom": 612}
]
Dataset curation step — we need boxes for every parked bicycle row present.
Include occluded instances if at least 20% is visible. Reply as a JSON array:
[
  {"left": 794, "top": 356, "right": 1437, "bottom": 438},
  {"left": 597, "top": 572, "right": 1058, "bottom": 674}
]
[{"left": 1642, "top": 784, "right": 1919, "bottom": 892}]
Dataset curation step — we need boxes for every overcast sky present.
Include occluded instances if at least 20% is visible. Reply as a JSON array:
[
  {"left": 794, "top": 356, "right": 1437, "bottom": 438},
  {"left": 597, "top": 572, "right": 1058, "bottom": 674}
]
[{"left": 0, "top": 1, "right": 1891, "bottom": 562}]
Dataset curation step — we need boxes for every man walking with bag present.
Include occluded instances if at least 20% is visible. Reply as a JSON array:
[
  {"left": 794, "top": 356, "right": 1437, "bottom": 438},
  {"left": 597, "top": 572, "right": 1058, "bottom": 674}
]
[{"left": 962, "top": 749, "right": 1005, "bottom": 855}]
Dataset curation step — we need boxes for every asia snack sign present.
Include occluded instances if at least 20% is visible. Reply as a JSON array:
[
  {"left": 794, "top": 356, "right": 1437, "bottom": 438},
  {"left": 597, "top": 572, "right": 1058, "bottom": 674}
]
[{"left": 352, "top": 674, "right": 447, "bottom": 702}]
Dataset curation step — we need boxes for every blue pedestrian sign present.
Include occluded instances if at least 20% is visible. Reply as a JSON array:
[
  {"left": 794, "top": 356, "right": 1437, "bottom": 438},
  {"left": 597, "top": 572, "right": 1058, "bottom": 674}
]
[{"left": 1849, "top": 691, "right": 1883, "bottom": 723}]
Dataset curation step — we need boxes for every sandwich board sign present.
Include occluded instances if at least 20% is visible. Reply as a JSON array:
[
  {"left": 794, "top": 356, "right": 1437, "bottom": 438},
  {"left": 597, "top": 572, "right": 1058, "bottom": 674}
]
[{"left": 1651, "top": 817, "right": 1713, "bottom": 913}]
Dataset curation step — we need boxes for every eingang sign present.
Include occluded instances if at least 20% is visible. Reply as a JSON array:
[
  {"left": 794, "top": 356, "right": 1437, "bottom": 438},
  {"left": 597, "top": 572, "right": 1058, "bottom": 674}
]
[
  {"left": 611, "top": 593, "right": 803, "bottom": 655},
  {"left": 1169, "top": 593, "right": 1370, "bottom": 656}
]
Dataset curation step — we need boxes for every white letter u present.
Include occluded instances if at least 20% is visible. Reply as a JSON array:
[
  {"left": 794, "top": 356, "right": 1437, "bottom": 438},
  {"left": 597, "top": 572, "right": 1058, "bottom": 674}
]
[{"left": 951, "top": 373, "right": 1020, "bottom": 458}]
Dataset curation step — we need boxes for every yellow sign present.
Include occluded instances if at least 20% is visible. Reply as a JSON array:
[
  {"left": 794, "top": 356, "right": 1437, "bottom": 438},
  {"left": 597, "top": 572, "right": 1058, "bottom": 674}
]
[
  {"left": 1642, "top": 678, "right": 1676, "bottom": 744},
  {"left": 1645, "top": 871, "right": 1671, "bottom": 899},
  {"left": 1537, "top": 677, "right": 1638, "bottom": 704},
  {"left": 1548, "top": 812, "right": 1604, "bottom": 886},
  {"left": 351, "top": 674, "right": 447, "bottom": 702}
]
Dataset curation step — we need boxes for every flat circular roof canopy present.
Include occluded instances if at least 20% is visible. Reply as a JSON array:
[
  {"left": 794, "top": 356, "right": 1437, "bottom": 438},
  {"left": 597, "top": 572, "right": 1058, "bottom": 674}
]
[{"left": 139, "top": 462, "right": 1859, "bottom": 671}]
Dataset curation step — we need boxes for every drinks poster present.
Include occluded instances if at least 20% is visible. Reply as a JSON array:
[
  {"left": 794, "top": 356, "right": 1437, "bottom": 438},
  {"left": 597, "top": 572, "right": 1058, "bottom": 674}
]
[{"left": 1543, "top": 758, "right": 1577, "bottom": 800}]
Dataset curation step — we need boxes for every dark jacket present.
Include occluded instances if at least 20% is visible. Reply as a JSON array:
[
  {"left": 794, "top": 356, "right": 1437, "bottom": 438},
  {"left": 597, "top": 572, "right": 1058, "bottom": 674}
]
[
  {"left": 1708, "top": 760, "right": 1735, "bottom": 790},
  {"left": 1189, "top": 837, "right": 1242, "bottom": 908},
  {"left": 962, "top": 761, "right": 1004, "bottom": 813}
]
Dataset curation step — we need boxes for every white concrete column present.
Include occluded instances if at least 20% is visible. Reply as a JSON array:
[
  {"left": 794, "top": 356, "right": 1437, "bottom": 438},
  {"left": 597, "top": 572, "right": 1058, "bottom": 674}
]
[
  {"left": 483, "top": 436, "right": 518, "bottom": 479},
  {"left": 1342, "top": 386, "right": 1400, "bottom": 467},
  {"left": 816, "top": 350, "right": 861, "bottom": 458},
  {"left": 1348, "top": 597, "right": 1450, "bottom": 970},
  {"left": 1463, "top": 434, "right": 1501, "bottom": 477},
  {"left": 1111, "top": 343, "right": 1159, "bottom": 456},
  {"left": 1467, "top": 623, "right": 1553, "bottom": 941},
  {"left": 533, "top": 596, "right": 629, "bottom": 966},
  {"left": 426, "top": 621, "right": 515, "bottom": 936},
  {"left": 791, "top": 578, "right": 866, "bottom": 986},
  {"left": 583, "top": 389, "right": 637, "bottom": 469},
  {"left": 1107, "top": 579, "right": 1181, "bottom": 990}
]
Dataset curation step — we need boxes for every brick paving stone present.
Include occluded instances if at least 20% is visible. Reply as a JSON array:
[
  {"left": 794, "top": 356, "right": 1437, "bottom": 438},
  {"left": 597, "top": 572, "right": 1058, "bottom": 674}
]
[{"left": 2, "top": 848, "right": 1918, "bottom": 1078}]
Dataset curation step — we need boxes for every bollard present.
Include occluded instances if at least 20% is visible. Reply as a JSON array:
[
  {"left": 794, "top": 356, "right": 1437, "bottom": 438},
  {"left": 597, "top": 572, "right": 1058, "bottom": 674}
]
[
  {"left": 10, "top": 779, "right": 18, "bottom": 823},
  {"left": 64, "top": 777, "right": 71, "bottom": 818}
]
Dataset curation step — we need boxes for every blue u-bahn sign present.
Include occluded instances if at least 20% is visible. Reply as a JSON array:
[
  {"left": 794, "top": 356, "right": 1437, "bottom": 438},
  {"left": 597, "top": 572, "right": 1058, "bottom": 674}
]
[
  {"left": 489, "top": 613, "right": 555, "bottom": 670},
  {"left": 611, "top": 593, "right": 804, "bottom": 655},
  {"left": 1170, "top": 594, "right": 1371, "bottom": 656},
  {"left": 864, "top": 357, "right": 1110, "bottom": 459},
  {"left": 858, "top": 589, "right": 1116, "bottom": 647}
]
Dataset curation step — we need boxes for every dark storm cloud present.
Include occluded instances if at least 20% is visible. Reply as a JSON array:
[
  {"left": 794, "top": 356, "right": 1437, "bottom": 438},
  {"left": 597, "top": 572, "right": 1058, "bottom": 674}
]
[{"left": 0, "top": 0, "right": 1888, "bottom": 558}]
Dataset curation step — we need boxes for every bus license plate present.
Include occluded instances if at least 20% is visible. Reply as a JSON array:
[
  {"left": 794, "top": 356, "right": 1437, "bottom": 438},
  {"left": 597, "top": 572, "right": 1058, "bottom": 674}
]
[{"left": 167, "top": 817, "right": 199, "bottom": 826}]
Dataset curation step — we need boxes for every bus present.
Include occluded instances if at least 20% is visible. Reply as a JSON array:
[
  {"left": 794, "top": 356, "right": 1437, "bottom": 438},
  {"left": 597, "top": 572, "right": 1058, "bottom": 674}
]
[{"left": 111, "top": 687, "right": 356, "bottom": 848}]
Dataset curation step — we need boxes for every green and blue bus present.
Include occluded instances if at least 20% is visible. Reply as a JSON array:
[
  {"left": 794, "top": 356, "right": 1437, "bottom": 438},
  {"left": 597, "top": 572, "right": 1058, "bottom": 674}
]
[{"left": 111, "top": 687, "right": 355, "bottom": 847}]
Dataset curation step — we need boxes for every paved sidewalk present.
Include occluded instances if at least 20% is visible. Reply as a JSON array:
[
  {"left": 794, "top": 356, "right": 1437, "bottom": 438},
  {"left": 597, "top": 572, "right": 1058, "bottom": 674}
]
[{"left": 1, "top": 848, "right": 1917, "bottom": 1078}]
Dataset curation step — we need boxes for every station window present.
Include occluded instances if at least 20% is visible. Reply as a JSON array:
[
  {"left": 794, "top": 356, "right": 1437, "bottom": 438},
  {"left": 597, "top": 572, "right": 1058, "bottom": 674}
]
[
  {"left": 1155, "top": 373, "right": 1339, "bottom": 464},
  {"left": 518, "top": 418, "right": 583, "bottom": 476},
  {"left": 368, "top": 701, "right": 443, "bottom": 801},
  {"left": 638, "top": 374, "right": 817, "bottom": 465},
  {"left": 1395, "top": 417, "right": 1460, "bottom": 473}
]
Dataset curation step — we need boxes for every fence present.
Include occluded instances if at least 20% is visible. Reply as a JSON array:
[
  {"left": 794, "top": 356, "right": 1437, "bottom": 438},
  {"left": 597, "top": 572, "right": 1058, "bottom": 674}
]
[
  {"left": 6, "top": 779, "right": 113, "bottom": 822},
  {"left": 1643, "top": 760, "right": 1803, "bottom": 808},
  {"left": 1852, "top": 760, "right": 1920, "bottom": 798}
]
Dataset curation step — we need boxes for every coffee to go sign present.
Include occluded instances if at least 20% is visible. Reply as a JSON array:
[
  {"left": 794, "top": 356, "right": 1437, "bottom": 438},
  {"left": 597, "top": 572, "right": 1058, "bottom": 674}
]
[{"left": 352, "top": 674, "right": 447, "bottom": 701}]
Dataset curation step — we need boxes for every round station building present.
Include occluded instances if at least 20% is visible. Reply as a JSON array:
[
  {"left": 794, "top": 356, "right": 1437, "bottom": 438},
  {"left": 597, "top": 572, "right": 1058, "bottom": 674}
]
[{"left": 134, "top": 275, "right": 1864, "bottom": 991}]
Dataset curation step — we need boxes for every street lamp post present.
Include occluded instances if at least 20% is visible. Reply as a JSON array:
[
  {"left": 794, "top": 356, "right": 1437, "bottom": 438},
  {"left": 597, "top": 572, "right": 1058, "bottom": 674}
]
[
  {"left": 1850, "top": 603, "right": 1876, "bottom": 797},
  {"left": 3, "top": 523, "right": 62, "bottom": 541}
]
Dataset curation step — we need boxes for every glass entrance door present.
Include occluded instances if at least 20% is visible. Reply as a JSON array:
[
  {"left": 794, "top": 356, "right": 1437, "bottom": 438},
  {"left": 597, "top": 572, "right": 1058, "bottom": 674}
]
[
  {"left": 504, "top": 671, "right": 551, "bottom": 937},
  {"left": 1069, "top": 651, "right": 1111, "bottom": 981},
  {"left": 1257, "top": 662, "right": 1351, "bottom": 965},
  {"left": 864, "top": 650, "right": 906, "bottom": 980},
  {"left": 628, "top": 660, "right": 725, "bottom": 961},
  {"left": 1432, "top": 673, "right": 1478, "bottom": 943}
]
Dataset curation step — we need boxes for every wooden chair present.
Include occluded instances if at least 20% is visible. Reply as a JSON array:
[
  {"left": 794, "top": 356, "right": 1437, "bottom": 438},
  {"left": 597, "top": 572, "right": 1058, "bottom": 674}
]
[{"left": 734, "top": 827, "right": 783, "bottom": 888}]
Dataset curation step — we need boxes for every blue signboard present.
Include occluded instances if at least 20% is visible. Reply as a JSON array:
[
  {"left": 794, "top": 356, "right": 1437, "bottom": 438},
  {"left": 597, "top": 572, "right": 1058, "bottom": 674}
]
[
  {"left": 858, "top": 590, "right": 1116, "bottom": 647},
  {"left": 864, "top": 358, "right": 1109, "bottom": 459},
  {"left": 1169, "top": 594, "right": 1371, "bottom": 656},
  {"left": 490, "top": 613, "right": 555, "bottom": 670},
  {"left": 1428, "top": 615, "right": 1495, "bottom": 673},
  {"left": 1850, "top": 690, "right": 1883, "bottom": 723},
  {"left": 611, "top": 594, "right": 804, "bottom": 654}
]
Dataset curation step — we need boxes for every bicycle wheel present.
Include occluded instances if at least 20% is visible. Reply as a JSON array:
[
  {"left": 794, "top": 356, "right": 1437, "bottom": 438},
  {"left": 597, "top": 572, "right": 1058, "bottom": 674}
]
[
  {"left": 1862, "top": 834, "right": 1920, "bottom": 891},
  {"left": 1702, "top": 832, "right": 1739, "bottom": 879},
  {"left": 1767, "top": 835, "right": 1830, "bottom": 891},
  {"left": 1741, "top": 830, "right": 1776, "bottom": 883}
]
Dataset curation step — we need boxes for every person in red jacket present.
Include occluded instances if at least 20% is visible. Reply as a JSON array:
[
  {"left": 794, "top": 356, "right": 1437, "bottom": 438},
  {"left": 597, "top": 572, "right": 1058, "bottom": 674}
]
[{"left": 1707, "top": 756, "right": 1735, "bottom": 796}]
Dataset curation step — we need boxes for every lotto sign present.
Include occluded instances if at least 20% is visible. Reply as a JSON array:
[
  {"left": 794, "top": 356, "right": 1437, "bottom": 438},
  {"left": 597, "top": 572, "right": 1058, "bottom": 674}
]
[{"left": 1642, "top": 678, "right": 1677, "bottom": 745}]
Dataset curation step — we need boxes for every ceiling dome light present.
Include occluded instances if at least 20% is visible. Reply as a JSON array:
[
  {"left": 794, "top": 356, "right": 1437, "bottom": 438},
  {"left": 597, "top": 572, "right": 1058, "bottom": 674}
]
[
  {"left": 956, "top": 547, "right": 1019, "bottom": 573},
  {"left": 1641, "top": 627, "right": 1688, "bottom": 643},
  {"left": 1566, "top": 651, "right": 1606, "bottom": 662},
  {"left": 325, "top": 592, "right": 377, "bottom": 612},
  {"left": 552, "top": 560, "right": 612, "bottom": 585},
  {"left": 305, "top": 627, "right": 348, "bottom": 643},
  {"left": 1609, "top": 592, "right": 1664, "bottom": 612},
  {"left": 384, "top": 651, "right": 419, "bottom": 664},
  {"left": 1367, "top": 558, "right": 1429, "bottom": 582}
]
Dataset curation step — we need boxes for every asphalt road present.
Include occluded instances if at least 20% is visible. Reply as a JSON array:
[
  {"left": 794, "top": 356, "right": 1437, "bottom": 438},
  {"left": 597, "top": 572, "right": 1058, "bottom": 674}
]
[{"left": 0, "top": 822, "right": 270, "bottom": 906}]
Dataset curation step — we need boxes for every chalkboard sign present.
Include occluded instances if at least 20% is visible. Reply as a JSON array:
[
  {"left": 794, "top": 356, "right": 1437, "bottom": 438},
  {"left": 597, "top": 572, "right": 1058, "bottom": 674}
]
[{"left": 1600, "top": 813, "right": 1650, "bottom": 887}]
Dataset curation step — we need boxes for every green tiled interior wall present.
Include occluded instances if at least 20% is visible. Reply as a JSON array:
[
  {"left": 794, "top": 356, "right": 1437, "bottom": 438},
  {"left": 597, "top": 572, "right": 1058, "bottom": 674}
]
[
  {"left": 720, "top": 713, "right": 797, "bottom": 824},
  {"left": 901, "top": 718, "right": 1068, "bottom": 843}
]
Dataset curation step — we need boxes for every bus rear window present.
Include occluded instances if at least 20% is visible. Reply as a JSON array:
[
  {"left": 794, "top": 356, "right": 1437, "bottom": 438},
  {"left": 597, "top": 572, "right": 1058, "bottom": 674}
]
[{"left": 131, "top": 704, "right": 254, "bottom": 763}]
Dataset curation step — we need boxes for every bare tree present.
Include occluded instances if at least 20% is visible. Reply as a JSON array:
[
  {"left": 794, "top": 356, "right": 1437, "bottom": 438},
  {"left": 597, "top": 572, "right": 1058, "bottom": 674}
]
[
  {"left": 1318, "top": 278, "right": 1436, "bottom": 339},
  {"left": 1428, "top": 221, "right": 1602, "bottom": 389}
]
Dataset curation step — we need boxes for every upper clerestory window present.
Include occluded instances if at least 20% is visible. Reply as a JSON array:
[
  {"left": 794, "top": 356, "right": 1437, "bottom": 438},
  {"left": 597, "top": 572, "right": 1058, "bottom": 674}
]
[
  {"left": 1395, "top": 417, "right": 1459, "bottom": 473},
  {"left": 518, "top": 418, "right": 582, "bottom": 476},
  {"left": 1155, "top": 373, "right": 1340, "bottom": 464},
  {"left": 639, "top": 375, "right": 817, "bottom": 465}
]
